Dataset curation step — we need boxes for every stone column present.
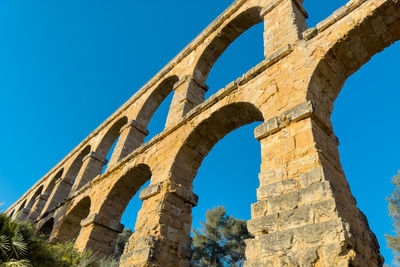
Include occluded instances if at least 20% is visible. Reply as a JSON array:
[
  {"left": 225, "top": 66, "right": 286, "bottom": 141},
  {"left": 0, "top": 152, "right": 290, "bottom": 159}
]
[
  {"left": 19, "top": 208, "right": 31, "bottom": 221},
  {"left": 165, "top": 75, "right": 208, "bottom": 129},
  {"left": 27, "top": 194, "right": 49, "bottom": 222},
  {"left": 262, "top": 0, "right": 308, "bottom": 57},
  {"left": 120, "top": 182, "right": 198, "bottom": 267},
  {"left": 245, "top": 101, "right": 383, "bottom": 266},
  {"left": 71, "top": 152, "right": 107, "bottom": 192},
  {"left": 74, "top": 213, "right": 124, "bottom": 258},
  {"left": 106, "top": 120, "right": 149, "bottom": 169}
]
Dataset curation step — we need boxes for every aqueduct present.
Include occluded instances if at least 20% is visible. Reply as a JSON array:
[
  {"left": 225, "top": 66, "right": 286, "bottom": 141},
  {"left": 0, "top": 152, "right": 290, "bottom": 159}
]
[{"left": 6, "top": 0, "right": 400, "bottom": 265}]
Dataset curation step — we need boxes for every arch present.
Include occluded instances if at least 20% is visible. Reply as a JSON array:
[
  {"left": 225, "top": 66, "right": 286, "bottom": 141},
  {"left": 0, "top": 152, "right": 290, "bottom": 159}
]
[
  {"left": 95, "top": 116, "right": 128, "bottom": 162},
  {"left": 136, "top": 76, "right": 179, "bottom": 128},
  {"left": 307, "top": 1, "right": 400, "bottom": 118},
  {"left": 193, "top": 7, "right": 263, "bottom": 82},
  {"left": 64, "top": 145, "right": 92, "bottom": 184},
  {"left": 55, "top": 196, "right": 91, "bottom": 243},
  {"left": 28, "top": 170, "right": 64, "bottom": 221},
  {"left": 44, "top": 169, "right": 64, "bottom": 198},
  {"left": 99, "top": 164, "right": 151, "bottom": 223},
  {"left": 9, "top": 210, "right": 15, "bottom": 218},
  {"left": 121, "top": 102, "right": 264, "bottom": 264},
  {"left": 38, "top": 217, "right": 54, "bottom": 238},
  {"left": 25, "top": 185, "right": 44, "bottom": 212},
  {"left": 171, "top": 102, "right": 264, "bottom": 185},
  {"left": 17, "top": 200, "right": 26, "bottom": 212},
  {"left": 43, "top": 146, "right": 91, "bottom": 215}
]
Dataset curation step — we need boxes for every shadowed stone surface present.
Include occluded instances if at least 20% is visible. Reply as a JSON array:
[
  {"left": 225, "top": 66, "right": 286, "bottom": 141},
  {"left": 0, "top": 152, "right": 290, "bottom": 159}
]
[{"left": 7, "top": 0, "right": 400, "bottom": 265}]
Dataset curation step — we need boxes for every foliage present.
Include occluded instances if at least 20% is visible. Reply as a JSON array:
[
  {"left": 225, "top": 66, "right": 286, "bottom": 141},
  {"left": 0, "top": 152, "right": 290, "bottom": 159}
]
[
  {"left": 0, "top": 211, "right": 99, "bottom": 267},
  {"left": 0, "top": 211, "right": 58, "bottom": 266},
  {"left": 48, "top": 241, "right": 98, "bottom": 267},
  {"left": 112, "top": 228, "right": 132, "bottom": 260},
  {"left": 96, "top": 257, "right": 119, "bottom": 267},
  {"left": 191, "top": 206, "right": 253, "bottom": 267},
  {"left": 386, "top": 172, "right": 400, "bottom": 265},
  {"left": 0, "top": 208, "right": 132, "bottom": 266},
  {"left": 1, "top": 259, "right": 32, "bottom": 267}
]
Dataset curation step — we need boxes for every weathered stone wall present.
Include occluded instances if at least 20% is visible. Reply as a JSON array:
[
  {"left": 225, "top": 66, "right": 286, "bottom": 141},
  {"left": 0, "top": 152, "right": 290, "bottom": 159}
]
[{"left": 6, "top": 0, "right": 400, "bottom": 266}]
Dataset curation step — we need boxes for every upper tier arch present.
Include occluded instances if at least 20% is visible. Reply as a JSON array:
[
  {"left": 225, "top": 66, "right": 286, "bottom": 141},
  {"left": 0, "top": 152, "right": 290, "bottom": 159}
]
[
  {"left": 307, "top": 0, "right": 400, "bottom": 120},
  {"left": 193, "top": 6, "right": 263, "bottom": 83}
]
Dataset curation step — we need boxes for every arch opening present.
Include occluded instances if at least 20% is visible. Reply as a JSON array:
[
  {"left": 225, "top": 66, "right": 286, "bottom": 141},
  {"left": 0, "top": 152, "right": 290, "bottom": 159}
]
[
  {"left": 96, "top": 117, "right": 128, "bottom": 173},
  {"left": 89, "top": 164, "right": 151, "bottom": 257},
  {"left": 193, "top": 7, "right": 263, "bottom": 85},
  {"left": 171, "top": 102, "right": 264, "bottom": 185},
  {"left": 45, "top": 146, "right": 91, "bottom": 213},
  {"left": 44, "top": 169, "right": 64, "bottom": 198},
  {"left": 56, "top": 196, "right": 91, "bottom": 243},
  {"left": 137, "top": 76, "right": 179, "bottom": 142},
  {"left": 329, "top": 42, "right": 400, "bottom": 264},
  {"left": 38, "top": 217, "right": 55, "bottom": 239},
  {"left": 307, "top": 3, "right": 400, "bottom": 116},
  {"left": 17, "top": 200, "right": 26, "bottom": 212},
  {"left": 24, "top": 185, "right": 44, "bottom": 217},
  {"left": 305, "top": 4, "right": 400, "bottom": 263},
  {"left": 137, "top": 76, "right": 179, "bottom": 129},
  {"left": 101, "top": 135, "right": 120, "bottom": 174},
  {"left": 65, "top": 145, "right": 92, "bottom": 185},
  {"left": 99, "top": 164, "right": 151, "bottom": 226},
  {"left": 29, "top": 169, "right": 65, "bottom": 221},
  {"left": 167, "top": 102, "right": 263, "bottom": 264},
  {"left": 206, "top": 23, "right": 264, "bottom": 99}
]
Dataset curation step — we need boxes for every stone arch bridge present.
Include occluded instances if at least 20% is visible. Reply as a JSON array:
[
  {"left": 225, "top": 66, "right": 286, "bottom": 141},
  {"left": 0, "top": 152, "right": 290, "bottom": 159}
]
[{"left": 6, "top": 0, "right": 400, "bottom": 265}]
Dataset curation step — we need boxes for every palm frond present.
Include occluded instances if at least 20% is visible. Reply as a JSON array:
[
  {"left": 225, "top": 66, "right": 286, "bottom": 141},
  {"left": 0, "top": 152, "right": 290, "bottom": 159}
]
[
  {"left": 0, "top": 234, "right": 11, "bottom": 257},
  {"left": 3, "top": 259, "right": 33, "bottom": 267}
]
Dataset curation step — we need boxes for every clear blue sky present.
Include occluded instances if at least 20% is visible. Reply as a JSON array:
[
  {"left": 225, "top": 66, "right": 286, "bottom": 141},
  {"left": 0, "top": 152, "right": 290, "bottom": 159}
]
[{"left": 0, "top": 0, "right": 399, "bottom": 264}]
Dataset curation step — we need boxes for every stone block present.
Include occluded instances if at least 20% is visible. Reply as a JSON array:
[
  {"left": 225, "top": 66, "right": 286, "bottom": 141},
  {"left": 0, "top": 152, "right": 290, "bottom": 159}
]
[
  {"left": 257, "top": 178, "right": 299, "bottom": 199},
  {"left": 140, "top": 182, "right": 162, "bottom": 201},
  {"left": 257, "top": 229, "right": 294, "bottom": 255},
  {"left": 299, "top": 166, "right": 325, "bottom": 187},
  {"left": 254, "top": 117, "right": 280, "bottom": 140}
]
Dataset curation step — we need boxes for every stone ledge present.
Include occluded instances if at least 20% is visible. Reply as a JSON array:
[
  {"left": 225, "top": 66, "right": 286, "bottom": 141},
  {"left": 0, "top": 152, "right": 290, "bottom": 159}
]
[
  {"left": 260, "top": 0, "right": 308, "bottom": 19},
  {"left": 260, "top": 0, "right": 284, "bottom": 17},
  {"left": 139, "top": 182, "right": 199, "bottom": 207},
  {"left": 55, "top": 177, "right": 73, "bottom": 186},
  {"left": 139, "top": 183, "right": 162, "bottom": 201},
  {"left": 303, "top": 0, "right": 369, "bottom": 41},
  {"left": 169, "top": 183, "right": 199, "bottom": 207},
  {"left": 254, "top": 101, "right": 314, "bottom": 140},
  {"left": 38, "top": 194, "right": 49, "bottom": 201},
  {"left": 81, "top": 213, "right": 124, "bottom": 233},
  {"left": 82, "top": 152, "right": 108, "bottom": 165},
  {"left": 120, "top": 120, "right": 149, "bottom": 136},
  {"left": 182, "top": 75, "right": 209, "bottom": 92}
]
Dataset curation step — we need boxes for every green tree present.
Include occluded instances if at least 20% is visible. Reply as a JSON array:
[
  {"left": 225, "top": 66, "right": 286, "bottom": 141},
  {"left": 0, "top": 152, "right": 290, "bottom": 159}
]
[
  {"left": 387, "top": 172, "right": 400, "bottom": 265},
  {"left": 191, "top": 207, "right": 253, "bottom": 267},
  {"left": 112, "top": 228, "right": 132, "bottom": 260}
]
